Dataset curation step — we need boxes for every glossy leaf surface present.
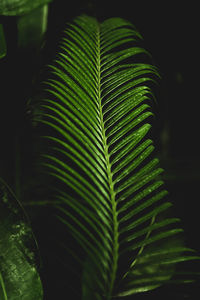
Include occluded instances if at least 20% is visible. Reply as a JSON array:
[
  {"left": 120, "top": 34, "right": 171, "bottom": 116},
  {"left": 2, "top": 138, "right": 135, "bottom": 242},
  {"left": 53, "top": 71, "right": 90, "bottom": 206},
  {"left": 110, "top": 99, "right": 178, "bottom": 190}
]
[{"left": 0, "top": 180, "right": 43, "bottom": 299}]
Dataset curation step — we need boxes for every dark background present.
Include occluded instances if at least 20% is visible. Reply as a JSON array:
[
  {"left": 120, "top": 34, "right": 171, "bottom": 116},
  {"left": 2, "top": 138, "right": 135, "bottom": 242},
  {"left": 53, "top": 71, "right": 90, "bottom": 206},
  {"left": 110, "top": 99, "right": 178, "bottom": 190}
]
[{"left": 0, "top": 1, "right": 200, "bottom": 299}]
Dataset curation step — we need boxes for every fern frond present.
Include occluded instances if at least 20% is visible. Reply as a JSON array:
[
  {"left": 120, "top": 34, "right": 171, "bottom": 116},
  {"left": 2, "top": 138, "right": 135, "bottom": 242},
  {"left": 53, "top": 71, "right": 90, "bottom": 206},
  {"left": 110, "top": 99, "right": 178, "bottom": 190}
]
[{"left": 34, "top": 15, "right": 199, "bottom": 299}]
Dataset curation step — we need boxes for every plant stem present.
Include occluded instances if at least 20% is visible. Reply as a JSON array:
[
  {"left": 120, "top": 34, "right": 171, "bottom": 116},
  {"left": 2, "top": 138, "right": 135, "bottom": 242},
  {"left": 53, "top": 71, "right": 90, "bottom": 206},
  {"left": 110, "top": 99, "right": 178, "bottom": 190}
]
[
  {"left": 14, "top": 134, "right": 21, "bottom": 200},
  {"left": 97, "top": 25, "right": 119, "bottom": 299},
  {"left": 0, "top": 271, "right": 8, "bottom": 300},
  {"left": 0, "top": 24, "right": 7, "bottom": 59}
]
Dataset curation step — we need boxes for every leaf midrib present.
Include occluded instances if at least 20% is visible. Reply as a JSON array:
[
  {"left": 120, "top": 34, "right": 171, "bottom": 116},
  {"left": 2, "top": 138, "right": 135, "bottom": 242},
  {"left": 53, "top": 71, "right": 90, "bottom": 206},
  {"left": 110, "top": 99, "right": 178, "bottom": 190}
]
[{"left": 97, "top": 24, "right": 119, "bottom": 298}]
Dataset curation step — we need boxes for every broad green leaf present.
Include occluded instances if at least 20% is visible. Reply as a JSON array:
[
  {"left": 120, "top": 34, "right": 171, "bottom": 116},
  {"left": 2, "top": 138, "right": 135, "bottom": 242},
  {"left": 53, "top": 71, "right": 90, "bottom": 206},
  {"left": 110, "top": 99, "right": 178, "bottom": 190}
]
[
  {"left": 0, "top": 180, "right": 43, "bottom": 300},
  {"left": 17, "top": 4, "right": 49, "bottom": 48},
  {"left": 0, "top": 0, "right": 51, "bottom": 16}
]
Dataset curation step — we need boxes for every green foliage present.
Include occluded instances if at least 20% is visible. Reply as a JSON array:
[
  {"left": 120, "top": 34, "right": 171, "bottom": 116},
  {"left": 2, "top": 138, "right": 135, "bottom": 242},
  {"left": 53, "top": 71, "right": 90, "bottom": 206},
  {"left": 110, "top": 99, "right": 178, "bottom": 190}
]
[
  {"left": 0, "top": 271, "right": 7, "bottom": 300},
  {"left": 32, "top": 15, "right": 200, "bottom": 299},
  {"left": 0, "top": 0, "right": 52, "bottom": 16},
  {"left": 0, "top": 0, "right": 49, "bottom": 51},
  {"left": 17, "top": 5, "right": 49, "bottom": 49},
  {"left": 0, "top": 24, "right": 6, "bottom": 59},
  {"left": 0, "top": 180, "right": 43, "bottom": 300}
]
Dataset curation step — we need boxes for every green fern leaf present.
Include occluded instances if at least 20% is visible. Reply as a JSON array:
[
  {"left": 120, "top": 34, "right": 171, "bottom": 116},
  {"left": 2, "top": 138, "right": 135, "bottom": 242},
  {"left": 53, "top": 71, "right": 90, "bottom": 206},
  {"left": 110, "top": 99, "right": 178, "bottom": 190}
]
[{"left": 34, "top": 15, "right": 199, "bottom": 299}]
